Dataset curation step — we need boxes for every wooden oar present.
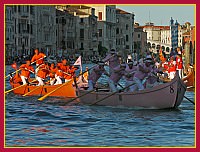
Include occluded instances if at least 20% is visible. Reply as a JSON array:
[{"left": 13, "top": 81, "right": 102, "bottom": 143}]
[
  {"left": 184, "top": 95, "right": 195, "bottom": 105},
  {"left": 5, "top": 79, "right": 37, "bottom": 94},
  {"left": 5, "top": 69, "right": 21, "bottom": 79},
  {"left": 38, "top": 79, "right": 73, "bottom": 101},
  {"left": 38, "top": 64, "right": 97, "bottom": 101},
  {"left": 90, "top": 82, "right": 136, "bottom": 106},
  {"left": 5, "top": 56, "right": 45, "bottom": 79},
  {"left": 22, "top": 85, "right": 43, "bottom": 96},
  {"left": 65, "top": 89, "right": 96, "bottom": 104}
]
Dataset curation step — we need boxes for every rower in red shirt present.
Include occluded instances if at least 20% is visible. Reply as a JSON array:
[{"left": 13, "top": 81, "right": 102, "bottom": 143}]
[
  {"left": 168, "top": 56, "right": 177, "bottom": 80},
  {"left": 19, "top": 59, "right": 35, "bottom": 84},
  {"left": 176, "top": 54, "right": 183, "bottom": 78}
]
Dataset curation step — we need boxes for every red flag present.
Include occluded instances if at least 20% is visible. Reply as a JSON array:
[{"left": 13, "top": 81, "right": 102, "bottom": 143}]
[{"left": 11, "top": 62, "right": 17, "bottom": 70}]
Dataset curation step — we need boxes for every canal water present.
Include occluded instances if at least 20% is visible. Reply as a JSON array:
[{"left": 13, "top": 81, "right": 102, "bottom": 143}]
[{"left": 5, "top": 65, "right": 195, "bottom": 147}]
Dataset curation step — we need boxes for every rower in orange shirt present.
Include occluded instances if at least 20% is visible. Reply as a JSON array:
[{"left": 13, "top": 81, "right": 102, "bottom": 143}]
[
  {"left": 36, "top": 62, "right": 50, "bottom": 86},
  {"left": 49, "top": 62, "right": 57, "bottom": 85},
  {"left": 55, "top": 59, "right": 70, "bottom": 85},
  {"left": 31, "top": 49, "right": 46, "bottom": 77},
  {"left": 19, "top": 59, "right": 35, "bottom": 84}
]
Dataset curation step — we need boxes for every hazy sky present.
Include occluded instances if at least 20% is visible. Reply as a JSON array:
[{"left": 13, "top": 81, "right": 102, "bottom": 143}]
[{"left": 117, "top": 5, "right": 195, "bottom": 26}]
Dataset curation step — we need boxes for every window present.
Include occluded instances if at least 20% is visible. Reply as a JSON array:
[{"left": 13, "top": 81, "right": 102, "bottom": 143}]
[
  {"left": 80, "top": 29, "right": 84, "bottom": 39},
  {"left": 116, "top": 18, "right": 119, "bottom": 23},
  {"left": 98, "top": 12, "right": 102, "bottom": 21},
  {"left": 126, "top": 24, "right": 128, "bottom": 30},
  {"left": 126, "top": 35, "right": 129, "bottom": 42},
  {"left": 80, "top": 18, "right": 84, "bottom": 23},
  {"left": 98, "top": 29, "right": 102, "bottom": 37},
  {"left": 116, "top": 28, "right": 119, "bottom": 34},
  {"left": 81, "top": 43, "right": 84, "bottom": 49},
  {"left": 138, "top": 34, "right": 140, "bottom": 38}
]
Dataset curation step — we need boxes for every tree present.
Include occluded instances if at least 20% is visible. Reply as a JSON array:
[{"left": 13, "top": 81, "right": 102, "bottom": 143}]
[{"left": 98, "top": 44, "right": 108, "bottom": 57}]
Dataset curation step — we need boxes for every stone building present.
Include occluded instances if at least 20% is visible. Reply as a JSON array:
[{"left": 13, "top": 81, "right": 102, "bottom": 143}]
[
  {"left": 12, "top": 5, "right": 35, "bottom": 57},
  {"left": 34, "top": 6, "right": 56, "bottom": 55},
  {"left": 116, "top": 8, "right": 134, "bottom": 58},
  {"left": 170, "top": 17, "right": 179, "bottom": 52},
  {"left": 133, "top": 26, "right": 147, "bottom": 58},
  {"left": 5, "top": 6, "right": 14, "bottom": 58},
  {"left": 56, "top": 5, "right": 98, "bottom": 61},
  {"left": 92, "top": 5, "right": 116, "bottom": 56}
]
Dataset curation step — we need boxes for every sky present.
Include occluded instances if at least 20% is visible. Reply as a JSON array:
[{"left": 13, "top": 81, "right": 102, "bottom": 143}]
[{"left": 117, "top": 5, "right": 195, "bottom": 26}]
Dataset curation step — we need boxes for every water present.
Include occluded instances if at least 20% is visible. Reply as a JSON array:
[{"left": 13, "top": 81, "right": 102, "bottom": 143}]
[{"left": 5, "top": 65, "right": 195, "bottom": 147}]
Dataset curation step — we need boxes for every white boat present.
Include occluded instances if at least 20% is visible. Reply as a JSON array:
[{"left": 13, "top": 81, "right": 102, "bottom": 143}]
[{"left": 78, "top": 73, "right": 186, "bottom": 109}]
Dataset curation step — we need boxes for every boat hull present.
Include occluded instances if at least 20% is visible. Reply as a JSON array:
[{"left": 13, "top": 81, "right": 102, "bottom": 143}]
[
  {"left": 10, "top": 81, "right": 77, "bottom": 98},
  {"left": 79, "top": 73, "right": 186, "bottom": 109}
]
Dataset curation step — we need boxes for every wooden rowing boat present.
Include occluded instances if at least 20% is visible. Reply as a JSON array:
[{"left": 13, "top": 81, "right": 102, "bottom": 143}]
[
  {"left": 182, "top": 66, "right": 195, "bottom": 91},
  {"left": 78, "top": 73, "right": 186, "bottom": 109},
  {"left": 9, "top": 80, "right": 77, "bottom": 98}
]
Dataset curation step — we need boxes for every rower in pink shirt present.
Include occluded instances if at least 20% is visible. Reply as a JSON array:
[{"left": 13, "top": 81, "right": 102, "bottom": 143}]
[
  {"left": 108, "top": 62, "right": 126, "bottom": 92},
  {"left": 124, "top": 61, "right": 138, "bottom": 92},
  {"left": 88, "top": 61, "right": 109, "bottom": 91},
  {"left": 133, "top": 57, "right": 152, "bottom": 91},
  {"left": 102, "top": 49, "right": 120, "bottom": 75}
]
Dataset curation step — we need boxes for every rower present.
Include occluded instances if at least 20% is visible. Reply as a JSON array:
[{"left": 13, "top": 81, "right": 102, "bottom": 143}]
[
  {"left": 36, "top": 62, "right": 50, "bottom": 86},
  {"left": 168, "top": 56, "right": 176, "bottom": 80},
  {"left": 176, "top": 53, "right": 183, "bottom": 78},
  {"left": 102, "top": 49, "right": 120, "bottom": 75},
  {"left": 55, "top": 58, "right": 70, "bottom": 85},
  {"left": 19, "top": 58, "right": 35, "bottom": 85},
  {"left": 88, "top": 61, "right": 109, "bottom": 91},
  {"left": 124, "top": 61, "right": 137, "bottom": 92},
  {"left": 133, "top": 56, "right": 152, "bottom": 91},
  {"left": 31, "top": 48, "right": 46, "bottom": 77},
  {"left": 108, "top": 62, "right": 126, "bottom": 92},
  {"left": 49, "top": 62, "right": 57, "bottom": 85}
]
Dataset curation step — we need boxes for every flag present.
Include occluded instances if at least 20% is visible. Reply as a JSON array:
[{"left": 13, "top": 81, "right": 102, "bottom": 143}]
[
  {"left": 74, "top": 56, "right": 82, "bottom": 72},
  {"left": 11, "top": 62, "right": 17, "bottom": 70}
]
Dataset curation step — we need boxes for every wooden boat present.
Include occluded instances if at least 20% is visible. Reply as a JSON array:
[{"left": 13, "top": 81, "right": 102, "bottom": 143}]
[
  {"left": 182, "top": 66, "right": 195, "bottom": 91},
  {"left": 78, "top": 73, "right": 187, "bottom": 109},
  {"left": 9, "top": 80, "right": 77, "bottom": 98}
]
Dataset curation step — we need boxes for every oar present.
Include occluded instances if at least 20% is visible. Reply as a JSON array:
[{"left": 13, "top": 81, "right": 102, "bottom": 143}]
[
  {"left": 22, "top": 85, "right": 43, "bottom": 96},
  {"left": 38, "top": 79, "right": 73, "bottom": 101},
  {"left": 38, "top": 64, "right": 97, "bottom": 101},
  {"left": 65, "top": 89, "right": 96, "bottom": 104},
  {"left": 5, "top": 69, "right": 21, "bottom": 79},
  {"left": 5, "top": 79, "right": 37, "bottom": 94},
  {"left": 184, "top": 95, "right": 195, "bottom": 105},
  {"left": 5, "top": 56, "right": 45, "bottom": 79},
  {"left": 90, "top": 82, "right": 136, "bottom": 106}
]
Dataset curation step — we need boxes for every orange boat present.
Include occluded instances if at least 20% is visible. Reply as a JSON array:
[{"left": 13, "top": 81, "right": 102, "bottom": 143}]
[{"left": 9, "top": 80, "right": 77, "bottom": 98}]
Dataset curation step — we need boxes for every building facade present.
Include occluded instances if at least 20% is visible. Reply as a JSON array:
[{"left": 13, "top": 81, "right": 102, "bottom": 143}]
[
  {"left": 5, "top": 6, "right": 14, "bottom": 59},
  {"left": 34, "top": 6, "right": 56, "bottom": 55},
  {"left": 133, "top": 25, "right": 147, "bottom": 57},
  {"left": 93, "top": 5, "right": 116, "bottom": 56},
  {"left": 116, "top": 8, "right": 134, "bottom": 58},
  {"left": 170, "top": 17, "right": 179, "bottom": 52}
]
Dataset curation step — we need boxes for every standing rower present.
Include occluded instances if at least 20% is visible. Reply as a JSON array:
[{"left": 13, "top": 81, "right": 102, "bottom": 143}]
[
  {"left": 31, "top": 49, "right": 46, "bottom": 77},
  {"left": 102, "top": 49, "right": 120, "bottom": 75}
]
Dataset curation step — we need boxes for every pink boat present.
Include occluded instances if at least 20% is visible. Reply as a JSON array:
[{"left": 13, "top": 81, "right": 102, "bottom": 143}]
[{"left": 78, "top": 73, "right": 186, "bottom": 109}]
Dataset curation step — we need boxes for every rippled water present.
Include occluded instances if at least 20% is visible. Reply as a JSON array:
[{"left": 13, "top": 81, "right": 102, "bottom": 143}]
[{"left": 5, "top": 65, "right": 195, "bottom": 147}]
